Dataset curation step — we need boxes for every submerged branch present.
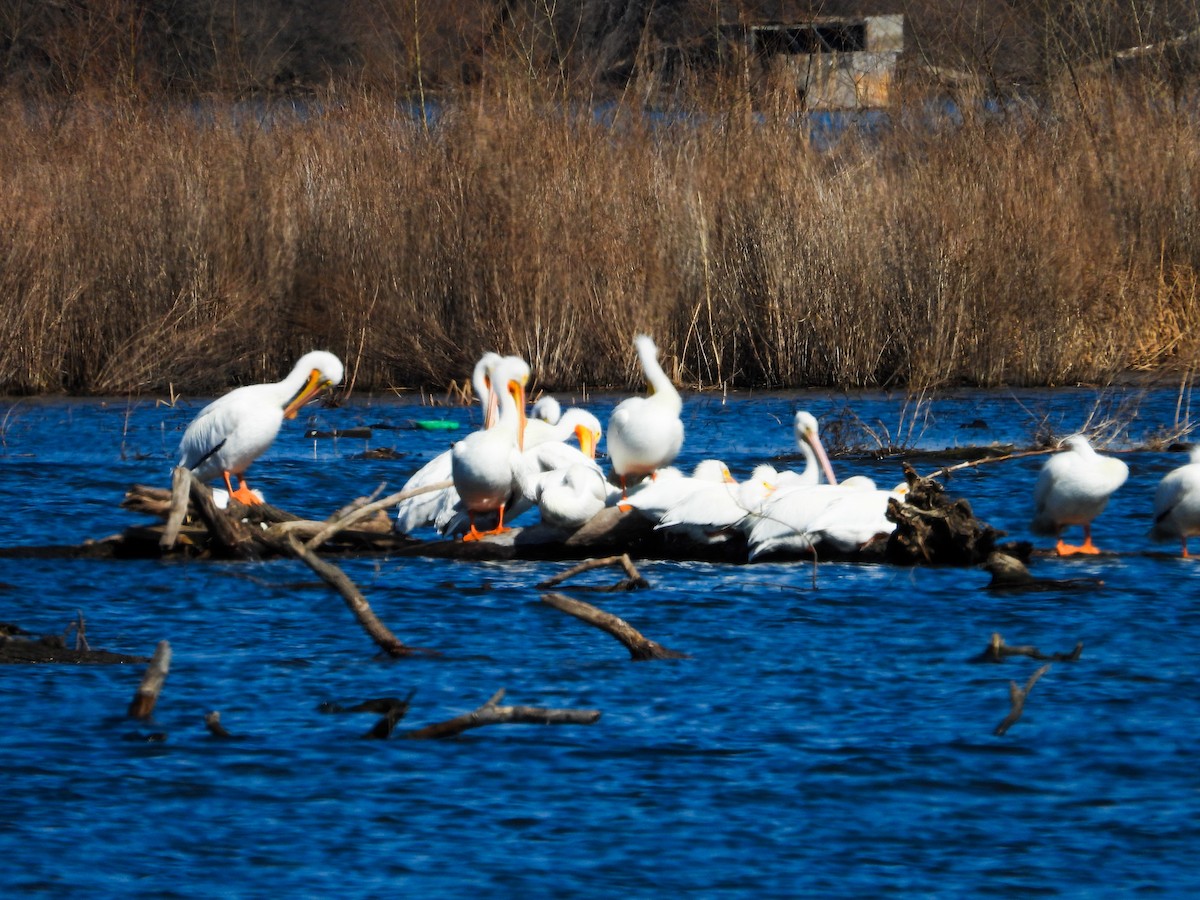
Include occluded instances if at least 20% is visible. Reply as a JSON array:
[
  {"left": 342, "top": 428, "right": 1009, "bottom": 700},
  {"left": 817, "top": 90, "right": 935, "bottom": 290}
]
[
  {"left": 536, "top": 554, "right": 649, "bottom": 591},
  {"left": 994, "top": 663, "right": 1052, "bottom": 736},
  {"left": 541, "top": 591, "right": 688, "bottom": 660},
  {"left": 402, "top": 688, "right": 601, "bottom": 740},
  {"left": 128, "top": 640, "right": 171, "bottom": 720}
]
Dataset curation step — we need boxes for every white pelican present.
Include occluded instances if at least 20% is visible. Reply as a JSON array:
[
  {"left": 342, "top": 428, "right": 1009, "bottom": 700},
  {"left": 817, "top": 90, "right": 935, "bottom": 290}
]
[
  {"left": 1149, "top": 446, "right": 1200, "bottom": 557},
  {"left": 778, "top": 411, "right": 839, "bottom": 487},
  {"left": 530, "top": 395, "right": 562, "bottom": 425},
  {"left": 746, "top": 480, "right": 877, "bottom": 560},
  {"left": 449, "top": 355, "right": 529, "bottom": 541},
  {"left": 394, "top": 352, "right": 501, "bottom": 535},
  {"left": 178, "top": 350, "right": 343, "bottom": 505},
  {"left": 799, "top": 483, "right": 909, "bottom": 553},
  {"left": 1031, "top": 434, "right": 1129, "bottom": 555},
  {"left": 525, "top": 407, "right": 603, "bottom": 459},
  {"left": 607, "top": 335, "right": 684, "bottom": 500},
  {"left": 624, "top": 459, "right": 734, "bottom": 522},
  {"left": 535, "top": 463, "right": 611, "bottom": 531},
  {"left": 653, "top": 463, "right": 778, "bottom": 543}
]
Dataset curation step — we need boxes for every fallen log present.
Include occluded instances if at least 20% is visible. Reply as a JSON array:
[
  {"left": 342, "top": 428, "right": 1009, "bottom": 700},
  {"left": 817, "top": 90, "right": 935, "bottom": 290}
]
[
  {"left": 402, "top": 688, "right": 600, "bottom": 739},
  {"left": 128, "top": 640, "right": 171, "bottom": 719},
  {"left": 541, "top": 591, "right": 688, "bottom": 661},
  {"left": 0, "top": 619, "right": 148, "bottom": 665},
  {"left": 994, "top": 663, "right": 1051, "bottom": 736},
  {"left": 885, "top": 463, "right": 1009, "bottom": 566}
]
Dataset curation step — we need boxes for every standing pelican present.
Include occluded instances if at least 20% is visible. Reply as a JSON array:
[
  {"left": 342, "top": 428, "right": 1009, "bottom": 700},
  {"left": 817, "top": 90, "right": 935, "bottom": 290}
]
[
  {"left": 607, "top": 335, "right": 684, "bottom": 500},
  {"left": 450, "top": 356, "right": 529, "bottom": 541},
  {"left": 178, "top": 350, "right": 343, "bottom": 505},
  {"left": 1150, "top": 446, "right": 1200, "bottom": 558},
  {"left": 1032, "top": 434, "right": 1129, "bottom": 555},
  {"left": 394, "top": 352, "right": 501, "bottom": 535}
]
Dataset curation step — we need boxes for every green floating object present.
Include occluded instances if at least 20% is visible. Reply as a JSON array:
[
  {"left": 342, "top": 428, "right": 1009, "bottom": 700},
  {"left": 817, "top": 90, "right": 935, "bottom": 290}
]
[{"left": 413, "top": 419, "right": 460, "bottom": 431}]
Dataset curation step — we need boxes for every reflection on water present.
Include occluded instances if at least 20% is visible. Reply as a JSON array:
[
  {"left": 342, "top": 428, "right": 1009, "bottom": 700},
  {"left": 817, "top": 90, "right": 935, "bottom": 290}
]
[{"left": 1, "top": 387, "right": 1198, "bottom": 895}]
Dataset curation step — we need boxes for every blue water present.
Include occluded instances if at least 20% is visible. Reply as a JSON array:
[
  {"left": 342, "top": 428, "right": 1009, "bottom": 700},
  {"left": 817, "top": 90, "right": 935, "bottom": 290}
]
[{"left": 1, "top": 387, "right": 1197, "bottom": 897}]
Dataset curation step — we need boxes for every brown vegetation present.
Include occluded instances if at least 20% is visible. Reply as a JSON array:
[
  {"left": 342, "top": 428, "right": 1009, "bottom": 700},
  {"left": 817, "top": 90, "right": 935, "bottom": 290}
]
[{"left": 1, "top": 3, "right": 1199, "bottom": 395}]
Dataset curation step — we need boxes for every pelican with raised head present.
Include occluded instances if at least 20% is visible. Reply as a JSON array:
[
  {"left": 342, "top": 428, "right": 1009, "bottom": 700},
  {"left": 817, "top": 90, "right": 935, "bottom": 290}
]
[
  {"left": 178, "top": 350, "right": 343, "bottom": 505},
  {"left": 1032, "top": 434, "right": 1129, "bottom": 556},
  {"left": 607, "top": 335, "right": 684, "bottom": 501}
]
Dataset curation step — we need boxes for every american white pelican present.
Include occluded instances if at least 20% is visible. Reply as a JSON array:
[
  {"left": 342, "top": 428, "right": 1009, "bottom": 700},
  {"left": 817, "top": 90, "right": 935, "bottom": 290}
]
[
  {"left": 449, "top": 356, "right": 529, "bottom": 541},
  {"left": 394, "top": 352, "right": 501, "bottom": 535},
  {"left": 1149, "top": 446, "right": 1200, "bottom": 557},
  {"left": 178, "top": 350, "right": 343, "bottom": 505},
  {"left": 778, "top": 411, "right": 839, "bottom": 487},
  {"left": 535, "top": 463, "right": 610, "bottom": 531},
  {"left": 653, "top": 463, "right": 778, "bottom": 543},
  {"left": 624, "top": 459, "right": 734, "bottom": 522},
  {"left": 530, "top": 395, "right": 562, "bottom": 425},
  {"left": 746, "top": 480, "right": 877, "bottom": 560},
  {"left": 799, "top": 483, "right": 908, "bottom": 553},
  {"left": 607, "top": 335, "right": 684, "bottom": 500},
  {"left": 1031, "top": 434, "right": 1129, "bottom": 555},
  {"left": 525, "top": 407, "right": 603, "bottom": 459}
]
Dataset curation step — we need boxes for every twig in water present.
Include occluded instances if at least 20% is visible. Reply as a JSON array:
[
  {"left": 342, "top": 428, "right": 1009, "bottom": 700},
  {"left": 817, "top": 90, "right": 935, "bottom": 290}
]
[
  {"left": 536, "top": 554, "right": 649, "bottom": 591},
  {"left": 994, "top": 663, "right": 1051, "bottom": 736}
]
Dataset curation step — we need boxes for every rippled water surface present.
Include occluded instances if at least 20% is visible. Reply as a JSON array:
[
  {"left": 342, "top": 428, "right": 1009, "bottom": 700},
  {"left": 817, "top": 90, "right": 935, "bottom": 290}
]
[{"left": 1, "top": 387, "right": 1197, "bottom": 897}]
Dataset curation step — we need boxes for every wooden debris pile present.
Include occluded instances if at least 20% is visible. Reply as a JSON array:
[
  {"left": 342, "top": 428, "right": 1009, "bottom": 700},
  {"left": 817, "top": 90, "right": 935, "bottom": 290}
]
[{"left": 885, "top": 462, "right": 1011, "bottom": 566}]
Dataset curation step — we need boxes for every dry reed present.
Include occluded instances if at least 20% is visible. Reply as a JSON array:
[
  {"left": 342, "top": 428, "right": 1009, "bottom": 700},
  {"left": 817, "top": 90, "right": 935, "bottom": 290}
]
[{"left": 1, "top": 71, "right": 1199, "bottom": 396}]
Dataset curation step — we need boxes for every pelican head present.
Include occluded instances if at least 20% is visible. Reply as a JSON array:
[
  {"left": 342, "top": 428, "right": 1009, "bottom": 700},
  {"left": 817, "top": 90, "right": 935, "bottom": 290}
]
[
  {"left": 283, "top": 351, "right": 344, "bottom": 419},
  {"left": 492, "top": 355, "right": 530, "bottom": 451},
  {"left": 560, "top": 408, "right": 603, "bottom": 459},
  {"left": 793, "top": 410, "right": 838, "bottom": 485},
  {"left": 472, "top": 351, "right": 503, "bottom": 429}
]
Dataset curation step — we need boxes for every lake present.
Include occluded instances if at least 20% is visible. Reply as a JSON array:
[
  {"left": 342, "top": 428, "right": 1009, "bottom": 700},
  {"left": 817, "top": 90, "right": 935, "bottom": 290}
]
[{"left": 0, "top": 386, "right": 1197, "bottom": 897}]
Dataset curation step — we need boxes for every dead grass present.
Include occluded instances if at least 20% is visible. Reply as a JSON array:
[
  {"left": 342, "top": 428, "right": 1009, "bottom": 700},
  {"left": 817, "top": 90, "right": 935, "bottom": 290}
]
[{"left": 1, "top": 74, "right": 1199, "bottom": 396}]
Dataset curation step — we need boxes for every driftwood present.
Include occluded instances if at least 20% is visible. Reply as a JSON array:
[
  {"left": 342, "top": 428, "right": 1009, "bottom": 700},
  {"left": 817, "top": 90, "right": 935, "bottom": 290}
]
[
  {"left": 278, "top": 533, "right": 431, "bottom": 658},
  {"left": 128, "top": 640, "right": 171, "bottom": 719},
  {"left": 983, "top": 552, "right": 1104, "bottom": 592},
  {"left": 402, "top": 688, "right": 600, "bottom": 740},
  {"left": 972, "top": 632, "right": 1084, "bottom": 664},
  {"left": 886, "top": 463, "right": 1010, "bottom": 566},
  {"left": 994, "top": 663, "right": 1052, "bottom": 736},
  {"left": 537, "top": 554, "right": 649, "bottom": 591},
  {"left": 541, "top": 591, "right": 689, "bottom": 660}
]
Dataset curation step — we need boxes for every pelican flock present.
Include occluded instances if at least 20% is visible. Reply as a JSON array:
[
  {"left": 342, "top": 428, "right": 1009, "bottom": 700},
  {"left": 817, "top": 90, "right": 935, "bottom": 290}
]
[
  {"left": 178, "top": 350, "right": 344, "bottom": 505},
  {"left": 165, "top": 334, "right": 1194, "bottom": 567}
]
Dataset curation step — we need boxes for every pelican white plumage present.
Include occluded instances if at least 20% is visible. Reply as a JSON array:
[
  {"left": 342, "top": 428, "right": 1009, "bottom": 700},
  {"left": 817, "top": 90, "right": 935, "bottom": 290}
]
[
  {"left": 535, "top": 463, "right": 611, "bottom": 531},
  {"left": 799, "top": 483, "right": 909, "bottom": 553},
  {"left": 530, "top": 395, "right": 562, "bottom": 425},
  {"left": 525, "top": 407, "right": 603, "bottom": 459},
  {"left": 607, "top": 335, "right": 684, "bottom": 499},
  {"left": 449, "top": 355, "right": 529, "bottom": 541},
  {"left": 1149, "top": 446, "right": 1200, "bottom": 558},
  {"left": 746, "top": 480, "right": 877, "bottom": 560},
  {"left": 394, "top": 352, "right": 501, "bottom": 535},
  {"left": 778, "top": 411, "right": 839, "bottom": 487},
  {"left": 1032, "top": 434, "right": 1129, "bottom": 555},
  {"left": 624, "top": 459, "right": 734, "bottom": 522},
  {"left": 653, "top": 463, "right": 778, "bottom": 543},
  {"left": 178, "top": 350, "right": 343, "bottom": 505}
]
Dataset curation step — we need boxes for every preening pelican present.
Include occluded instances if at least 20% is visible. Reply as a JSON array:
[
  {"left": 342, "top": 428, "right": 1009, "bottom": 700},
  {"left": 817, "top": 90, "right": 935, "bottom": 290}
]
[
  {"left": 607, "top": 335, "right": 685, "bottom": 499},
  {"left": 449, "top": 356, "right": 529, "bottom": 541},
  {"left": 178, "top": 350, "right": 343, "bottom": 505},
  {"left": 1032, "top": 434, "right": 1129, "bottom": 556},
  {"left": 394, "top": 352, "right": 501, "bottom": 535},
  {"left": 780, "top": 411, "right": 838, "bottom": 487},
  {"left": 535, "top": 463, "right": 610, "bottom": 531},
  {"left": 530, "top": 395, "right": 562, "bottom": 425},
  {"left": 1150, "top": 446, "right": 1200, "bottom": 558}
]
